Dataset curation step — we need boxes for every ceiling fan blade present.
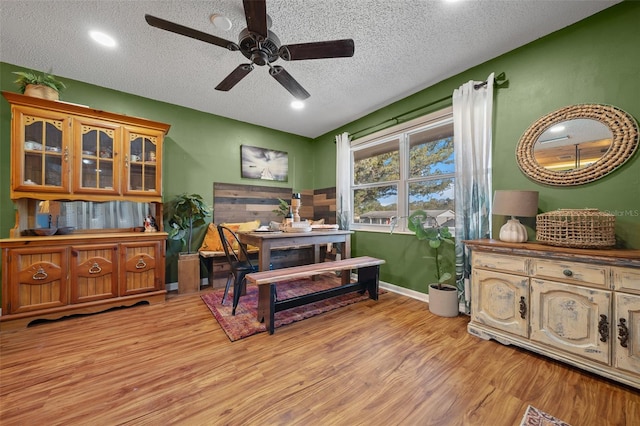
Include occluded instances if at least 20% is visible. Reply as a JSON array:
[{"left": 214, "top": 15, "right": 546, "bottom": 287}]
[
  {"left": 269, "top": 66, "right": 310, "bottom": 100},
  {"left": 243, "top": 0, "right": 268, "bottom": 40},
  {"left": 215, "top": 64, "right": 254, "bottom": 91},
  {"left": 145, "top": 14, "right": 239, "bottom": 51},
  {"left": 279, "top": 39, "right": 355, "bottom": 61}
]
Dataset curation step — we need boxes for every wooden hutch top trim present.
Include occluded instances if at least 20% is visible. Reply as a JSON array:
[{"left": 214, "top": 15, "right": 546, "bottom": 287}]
[{"left": 2, "top": 91, "right": 171, "bottom": 134}]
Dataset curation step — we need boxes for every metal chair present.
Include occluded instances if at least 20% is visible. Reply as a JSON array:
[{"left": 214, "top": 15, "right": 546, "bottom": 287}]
[{"left": 217, "top": 225, "right": 259, "bottom": 315}]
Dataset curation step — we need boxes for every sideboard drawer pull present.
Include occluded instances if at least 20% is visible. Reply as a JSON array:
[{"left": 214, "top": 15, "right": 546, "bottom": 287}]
[
  {"left": 136, "top": 258, "right": 147, "bottom": 269},
  {"left": 88, "top": 262, "right": 102, "bottom": 274},
  {"left": 598, "top": 314, "right": 609, "bottom": 342},
  {"left": 618, "top": 318, "right": 629, "bottom": 348},
  {"left": 563, "top": 269, "right": 573, "bottom": 277},
  {"left": 519, "top": 296, "right": 527, "bottom": 319},
  {"left": 32, "top": 267, "right": 48, "bottom": 280}
]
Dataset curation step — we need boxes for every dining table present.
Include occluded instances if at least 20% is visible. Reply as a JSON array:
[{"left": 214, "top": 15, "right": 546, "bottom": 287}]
[{"left": 237, "top": 229, "right": 353, "bottom": 282}]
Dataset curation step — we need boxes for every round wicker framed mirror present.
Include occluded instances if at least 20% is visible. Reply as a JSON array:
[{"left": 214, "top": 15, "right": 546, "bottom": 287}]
[{"left": 516, "top": 104, "right": 638, "bottom": 186}]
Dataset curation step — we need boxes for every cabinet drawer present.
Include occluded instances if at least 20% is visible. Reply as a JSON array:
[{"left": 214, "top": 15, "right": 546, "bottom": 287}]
[
  {"left": 530, "top": 258, "right": 609, "bottom": 288},
  {"left": 613, "top": 267, "right": 640, "bottom": 294},
  {"left": 472, "top": 252, "right": 527, "bottom": 275}
]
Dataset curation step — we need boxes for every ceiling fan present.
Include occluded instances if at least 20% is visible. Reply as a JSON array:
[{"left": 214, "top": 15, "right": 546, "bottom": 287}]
[{"left": 145, "top": 0, "right": 355, "bottom": 100}]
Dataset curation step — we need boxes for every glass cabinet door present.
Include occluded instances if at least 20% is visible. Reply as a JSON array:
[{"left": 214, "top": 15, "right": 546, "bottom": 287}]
[
  {"left": 13, "top": 108, "right": 70, "bottom": 193},
  {"left": 73, "top": 120, "right": 119, "bottom": 195},
  {"left": 124, "top": 130, "right": 161, "bottom": 197}
]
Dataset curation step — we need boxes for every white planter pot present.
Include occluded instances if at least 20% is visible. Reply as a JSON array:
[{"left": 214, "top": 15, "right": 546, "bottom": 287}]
[{"left": 428, "top": 283, "right": 459, "bottom": 317}]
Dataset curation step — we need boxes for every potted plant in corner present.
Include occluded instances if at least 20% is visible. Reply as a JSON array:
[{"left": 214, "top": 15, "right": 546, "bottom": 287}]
[
  {"left": 165, "top": 193, "right": 212, "bottom": 294},
  {"left": 407, "top": 210, "right": 458, "bottom": 317},
  {"left": 13, "top": 70, "right": 66, "bottom": 101}
]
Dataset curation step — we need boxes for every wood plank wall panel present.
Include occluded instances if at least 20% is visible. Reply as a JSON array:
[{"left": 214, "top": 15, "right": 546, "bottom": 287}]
[
  {"left": 213, "top": 183, "right": 291, "bottom": 224},
  {"left": 213, "top": 183, "right": 336, "bottom": 225},
  {"left": 313, "top": 187, "right": 337, "bottom": 224}
]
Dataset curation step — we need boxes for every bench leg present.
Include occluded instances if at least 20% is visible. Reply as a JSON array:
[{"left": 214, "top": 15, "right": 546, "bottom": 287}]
[
  {"left": 257, "top": 283, "right": 277, "bottom": 334},
  {"left": 358, "top": 265, "right": 380, "bottom": 300}
]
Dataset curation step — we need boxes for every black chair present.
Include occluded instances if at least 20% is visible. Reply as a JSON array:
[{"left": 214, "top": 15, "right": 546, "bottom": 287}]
[{"left": 217, "top": 225, "right": 259, "bottom": 315}]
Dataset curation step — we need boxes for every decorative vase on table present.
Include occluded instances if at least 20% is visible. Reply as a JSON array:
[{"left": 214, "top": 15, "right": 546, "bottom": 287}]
[{"left": 428, "top": 283, "right": 459, "bottom": 317}]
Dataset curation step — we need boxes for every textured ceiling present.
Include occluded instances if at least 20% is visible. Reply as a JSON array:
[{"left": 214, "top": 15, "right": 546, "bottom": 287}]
[{"left": 0, "top": 0, "right": 619, "bottom": 138}]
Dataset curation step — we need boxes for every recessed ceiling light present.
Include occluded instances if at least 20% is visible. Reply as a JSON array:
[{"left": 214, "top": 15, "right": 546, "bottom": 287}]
[
  {"left": 89, "top": 30, "right": 117, "bottom": 48},
  {"left": 291, "top": 101, "right": 305, "bottom": 110},
  {"left": 210, "top": 14, "right": 232, "bottom": 31}
]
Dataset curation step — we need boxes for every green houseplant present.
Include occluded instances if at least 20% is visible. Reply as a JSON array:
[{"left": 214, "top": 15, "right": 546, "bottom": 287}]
[
  {"left": 13, "top": 70, "right": 66, "bottom": 100},
  {"left": 164, "top": 193, "right": 211, "bottom": 294},
  {"left": 407, "top": 210, "right": 458, "bottom": 317},
  {"left": 165, "top": 193, "right": 212, "bottom": 254},
  {"left": 272, "top": 198, "right": 290, "bottom": 219}
]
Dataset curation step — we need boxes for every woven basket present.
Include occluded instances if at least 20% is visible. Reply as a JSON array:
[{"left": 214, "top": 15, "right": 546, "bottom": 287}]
[{"left": 536, "top": 209, "right": 615, "bottom": 248}]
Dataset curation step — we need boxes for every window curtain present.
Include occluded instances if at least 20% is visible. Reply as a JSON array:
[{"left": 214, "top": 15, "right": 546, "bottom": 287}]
[
  {"left": 335, "top": 132, "right": 351, "bottom": 229},
  {"left": 453, "top": 72, "right": 495, "bottom": 314}
]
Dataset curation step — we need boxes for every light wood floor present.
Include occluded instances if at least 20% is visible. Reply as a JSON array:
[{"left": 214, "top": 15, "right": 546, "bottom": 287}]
[{"left": 1, "top": 288, "right": 639, "bottom": 425}]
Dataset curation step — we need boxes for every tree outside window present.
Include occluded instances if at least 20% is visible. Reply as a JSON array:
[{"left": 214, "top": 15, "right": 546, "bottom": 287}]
[{"left": 351, "top": 112, "right": 454, "bottom": 232}]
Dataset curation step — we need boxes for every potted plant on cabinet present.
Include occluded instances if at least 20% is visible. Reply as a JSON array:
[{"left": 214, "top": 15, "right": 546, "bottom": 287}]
[
  {"left": 407, "top": 210, "right": 458, "bottom": 317},
  {"left": 13, "top": 70, "right": 66, "bottom": 101},
  {"left": 165, "top": 193, "right": 212, "bottom": 294}
]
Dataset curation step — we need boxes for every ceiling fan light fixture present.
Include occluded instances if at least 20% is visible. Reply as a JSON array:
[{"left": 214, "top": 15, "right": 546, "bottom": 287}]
[{"left": 210, "top": 14, "right": 232, "bottom": 31}]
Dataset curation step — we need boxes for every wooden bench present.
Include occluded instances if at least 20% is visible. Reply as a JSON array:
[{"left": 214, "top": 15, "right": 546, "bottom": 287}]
[
  {"left": 246, "top": 256, "right": 386, "bottom": 334},
  {"left": 199, "top": 246, "right": 329, "bottom": 289}
]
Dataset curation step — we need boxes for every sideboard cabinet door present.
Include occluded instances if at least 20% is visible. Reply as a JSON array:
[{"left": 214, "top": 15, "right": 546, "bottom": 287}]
[
  {"left": 471, "top": 268, "right": 529, "bottom": 338},
  {"left": 7, "top": 246, "right": 68, "bottom": 314},
  {"left": 614, "top": 293, "right": 640, "bottom": 376},
  {"left": 120, "top": 241, "right": 162, "bottom": 296},
  {"left": 530, "top": 278, "right": 611, "bottom": 364},
  {"left": 70, "top": 244, "right": 118, "bottom": 303}
]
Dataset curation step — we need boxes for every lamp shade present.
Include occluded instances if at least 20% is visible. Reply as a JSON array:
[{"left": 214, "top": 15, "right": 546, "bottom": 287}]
[{"left": 492, "top": 190, "right": 539, "bottom": 217}]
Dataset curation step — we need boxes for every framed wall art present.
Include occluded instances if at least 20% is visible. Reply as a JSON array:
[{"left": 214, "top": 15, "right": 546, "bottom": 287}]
[{"left": 240, "top": 145, "right": 289, "bottom": 182}]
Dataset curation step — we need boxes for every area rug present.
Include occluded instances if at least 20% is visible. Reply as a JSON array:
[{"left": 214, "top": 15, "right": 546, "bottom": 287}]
[
  {"left": 201, "top": 274, "right": 377, "bottom": 341},
  {"left": 520, "top": 405, "right": 571, "bottom": 426}
]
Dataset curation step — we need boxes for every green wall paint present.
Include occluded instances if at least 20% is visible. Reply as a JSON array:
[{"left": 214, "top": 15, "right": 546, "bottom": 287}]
[
  {"left": 0, "top": 63, "right": 314, "bottom": 240},
  {"left": 0, "top": 63, "right": 313, "bottom": 287},
  {"left": 311, "top": 2, "right": 640, "bottom": 292}
]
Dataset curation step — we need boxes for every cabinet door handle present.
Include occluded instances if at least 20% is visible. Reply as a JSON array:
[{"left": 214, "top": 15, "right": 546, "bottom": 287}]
[
  {"left": 32, "top": 266, "right": 48, "bottom": 280},
  {"left": 598, "top": 314, "right": 609, "bottom": 343},
  {"left": 63, "top": 147, "right": 69, "bottom": 162},
  {"left": 88, "top": 262, "right": 102, "bottom": 274},
  {"left": 562, "top": 269, "right": 573, "bottom": 277},
  {"left": 618, "top": 318, "right": 629, "bottom": 348},
  {"left": 519, "top": 296, "right": 527, "bottom": 319},
  {"left": 136, "top": 258, "right": 147, "bottom": 269},
  {"left": 125, "top": 154, "right": 129, "bottom": 168}
]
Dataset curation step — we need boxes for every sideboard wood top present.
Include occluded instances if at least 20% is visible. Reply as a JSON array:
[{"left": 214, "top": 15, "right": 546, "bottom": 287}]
[{"left": 463, "top": 239, "right": 640, "bottom": 264}]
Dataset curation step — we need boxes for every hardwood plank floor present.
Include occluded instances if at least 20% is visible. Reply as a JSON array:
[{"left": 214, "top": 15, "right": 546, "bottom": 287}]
[{"left": 1, "top": 288, "right": 639, "bottom": 425}]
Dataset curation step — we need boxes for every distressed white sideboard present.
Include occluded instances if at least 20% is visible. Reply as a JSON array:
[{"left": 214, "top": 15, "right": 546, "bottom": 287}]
[{"left": 465, "top": 239, "right": 640, "bottom": 389}]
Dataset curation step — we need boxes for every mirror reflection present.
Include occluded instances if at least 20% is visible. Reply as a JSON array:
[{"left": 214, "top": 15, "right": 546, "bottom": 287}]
[
  {"left": 534, "top": 119, "right": 612, "bottom": 171},
  {"left": 516, "top": 104, "right": 638, "bottom": 186}
]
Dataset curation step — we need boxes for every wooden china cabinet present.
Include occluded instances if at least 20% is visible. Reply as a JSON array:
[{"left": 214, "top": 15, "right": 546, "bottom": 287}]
[{"left": 1, "top": 92, "right": 171, "bottom": 329}]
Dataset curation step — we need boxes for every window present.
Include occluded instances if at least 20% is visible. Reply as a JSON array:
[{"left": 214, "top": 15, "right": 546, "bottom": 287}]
[{"left": 350, "top": 107, "right": 454, "bottom": 232}]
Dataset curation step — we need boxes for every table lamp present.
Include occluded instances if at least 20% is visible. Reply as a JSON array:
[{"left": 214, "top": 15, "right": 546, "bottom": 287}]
[{"left": 492, "top": 190, "right": 539, "bottom": 242}]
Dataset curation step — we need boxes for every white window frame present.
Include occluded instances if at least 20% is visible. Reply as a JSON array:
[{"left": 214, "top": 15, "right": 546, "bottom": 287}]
[{"left": 349, "top": 107, "right": 453, "bottom": 233}]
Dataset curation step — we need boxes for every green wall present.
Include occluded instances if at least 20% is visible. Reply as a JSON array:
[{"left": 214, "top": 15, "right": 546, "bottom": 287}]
[
  {"left": 0, "top": 63, "right": 313, "bottom": 287},
  {"left": 1, "top": 2, "right": 639, "bottom": 297},
  {"left": 313, "top": 2, "right": 640, "bottom": 293}
]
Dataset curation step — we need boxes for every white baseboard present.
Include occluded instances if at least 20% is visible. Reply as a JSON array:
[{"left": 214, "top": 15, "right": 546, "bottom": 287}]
[{"left": 379, "top": 280, "right": 429, "bottom": 303}]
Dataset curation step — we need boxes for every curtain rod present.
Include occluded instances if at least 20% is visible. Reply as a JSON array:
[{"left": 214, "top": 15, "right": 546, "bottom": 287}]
[{"left": 349, "top": 72, "right": 506, "bottom": 139}]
